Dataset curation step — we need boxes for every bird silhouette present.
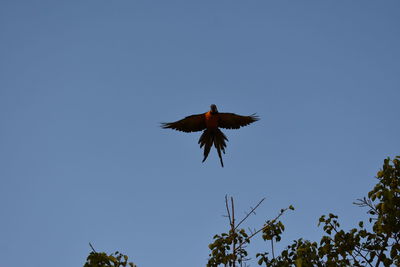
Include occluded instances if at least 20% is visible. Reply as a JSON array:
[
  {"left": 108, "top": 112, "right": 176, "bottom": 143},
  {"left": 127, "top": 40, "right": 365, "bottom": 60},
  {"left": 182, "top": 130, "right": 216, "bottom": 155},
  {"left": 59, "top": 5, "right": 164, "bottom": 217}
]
[{"left": 161, "top": 104, "right": 259, "bottom": 167}]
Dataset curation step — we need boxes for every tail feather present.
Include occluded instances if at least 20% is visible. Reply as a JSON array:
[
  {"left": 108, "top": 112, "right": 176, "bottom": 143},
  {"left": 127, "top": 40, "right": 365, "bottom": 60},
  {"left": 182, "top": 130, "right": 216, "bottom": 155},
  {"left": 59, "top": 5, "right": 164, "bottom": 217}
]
[
  {"left": 199, "top": 129, "right": 213, "bottom": 163},
  {"left": 198, "top": 129, "right": 228, "bottom": 167}
]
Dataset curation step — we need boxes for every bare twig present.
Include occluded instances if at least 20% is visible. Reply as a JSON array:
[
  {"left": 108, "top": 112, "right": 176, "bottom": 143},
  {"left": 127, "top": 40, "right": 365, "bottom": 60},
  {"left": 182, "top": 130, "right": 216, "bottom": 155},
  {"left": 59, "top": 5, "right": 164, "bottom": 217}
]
[
  {"left": 235, "top": 197, "right": 266, "bottom": 231},
  {"left": 271, "top": 239, "right": 275, "bottom": 260},
  {"left": 354, "top": 197, "right": 379, "bottom": 217},
  {"left": 231, "top": 197, "right": 235, "bottom": 229},
  {"left": 231, "top": 197, "right": 236, "bottom": 267},
  {"left": 225, "top": 195, "right": 232, "bottom": 226},
  {"left": 89, "top": 242, "right": 97, "bottom": 253}
]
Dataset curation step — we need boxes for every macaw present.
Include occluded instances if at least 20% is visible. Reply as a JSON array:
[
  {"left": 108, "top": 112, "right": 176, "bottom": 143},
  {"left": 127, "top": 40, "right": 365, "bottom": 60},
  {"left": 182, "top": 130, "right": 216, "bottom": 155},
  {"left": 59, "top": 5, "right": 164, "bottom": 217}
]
[{"left": 161, "top": 104, "right": 259, "bottom": 167}]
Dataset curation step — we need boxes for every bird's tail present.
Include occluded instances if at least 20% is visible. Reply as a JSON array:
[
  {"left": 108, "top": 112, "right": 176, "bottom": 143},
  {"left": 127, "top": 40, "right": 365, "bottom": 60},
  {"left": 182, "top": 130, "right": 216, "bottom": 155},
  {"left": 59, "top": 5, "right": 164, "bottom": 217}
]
[{"left": 198, "top": 128, "right": 228, "bottom": 167}]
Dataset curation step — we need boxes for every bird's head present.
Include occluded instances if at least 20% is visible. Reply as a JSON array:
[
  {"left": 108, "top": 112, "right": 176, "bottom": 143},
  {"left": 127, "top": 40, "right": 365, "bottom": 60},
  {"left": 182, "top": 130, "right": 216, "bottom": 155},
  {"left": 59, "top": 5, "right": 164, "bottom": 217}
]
[{"left": 210, "top": 104, "right": 218, "bottom": 113}]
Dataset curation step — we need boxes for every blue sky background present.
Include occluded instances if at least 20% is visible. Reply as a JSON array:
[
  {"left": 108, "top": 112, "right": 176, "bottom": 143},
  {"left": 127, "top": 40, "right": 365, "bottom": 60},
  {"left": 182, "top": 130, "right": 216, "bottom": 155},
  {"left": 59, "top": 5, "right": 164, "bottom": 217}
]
[{"left": 1, "top": 1, "right": 399, "bottom": 266}]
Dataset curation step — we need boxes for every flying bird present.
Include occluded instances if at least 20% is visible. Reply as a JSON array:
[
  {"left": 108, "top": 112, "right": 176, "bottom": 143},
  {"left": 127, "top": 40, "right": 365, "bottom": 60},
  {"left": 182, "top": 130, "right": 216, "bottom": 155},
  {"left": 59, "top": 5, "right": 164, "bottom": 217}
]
[{"left": 161, "top": 104, "right": 259, "bottom": 167}]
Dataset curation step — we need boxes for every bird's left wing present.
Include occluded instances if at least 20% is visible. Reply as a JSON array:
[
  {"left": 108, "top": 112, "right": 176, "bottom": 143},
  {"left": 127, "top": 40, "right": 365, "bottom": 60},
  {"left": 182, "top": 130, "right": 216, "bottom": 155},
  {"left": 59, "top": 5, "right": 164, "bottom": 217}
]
[
  {"left": 218, "top": 113, "right": 259, "bottom": 129},
  {"left": 161, "top": 113, "right": 206, "bottom": 132}
]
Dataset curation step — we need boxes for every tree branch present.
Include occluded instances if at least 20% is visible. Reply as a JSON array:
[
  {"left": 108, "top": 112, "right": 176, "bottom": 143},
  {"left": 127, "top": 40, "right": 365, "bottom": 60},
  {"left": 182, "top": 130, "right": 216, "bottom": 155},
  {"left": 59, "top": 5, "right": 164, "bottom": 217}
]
[
  {"left": 231, "top": 197, "right": 236, "bottom": 267},
  {"left": 89, "top": 242, "right": 97, "bottom": 253},
  {"left": 235, "top": 198, "right": 266, "bottom": 231},
  {"left": 225, "top": 195, "right": 232, "bottom": 226}
]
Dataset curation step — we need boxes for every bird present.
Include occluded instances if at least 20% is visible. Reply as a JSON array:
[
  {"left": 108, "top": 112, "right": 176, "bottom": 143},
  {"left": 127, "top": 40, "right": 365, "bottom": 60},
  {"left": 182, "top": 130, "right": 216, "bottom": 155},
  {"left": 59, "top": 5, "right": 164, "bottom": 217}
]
[{"left": 161, "top": 104, "right": 259, "bottom": 167}]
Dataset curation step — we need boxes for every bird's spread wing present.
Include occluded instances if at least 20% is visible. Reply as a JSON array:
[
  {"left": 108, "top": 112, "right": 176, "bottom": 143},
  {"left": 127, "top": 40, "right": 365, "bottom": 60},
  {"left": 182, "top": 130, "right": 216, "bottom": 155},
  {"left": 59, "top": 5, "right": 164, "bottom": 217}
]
[
  {"left": 218, "top": 113, "right": 259, "bottom": 129},
  {"left": 161, "top": 113, "right": 206, "bottom": 132}
]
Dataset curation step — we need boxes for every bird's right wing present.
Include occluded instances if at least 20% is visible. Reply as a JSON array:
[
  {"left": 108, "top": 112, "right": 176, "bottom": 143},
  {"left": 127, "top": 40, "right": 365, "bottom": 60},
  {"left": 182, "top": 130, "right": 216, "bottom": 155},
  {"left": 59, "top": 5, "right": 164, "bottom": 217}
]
[{"left": 161, "top": 113, "right": 206, "bottom": 132}]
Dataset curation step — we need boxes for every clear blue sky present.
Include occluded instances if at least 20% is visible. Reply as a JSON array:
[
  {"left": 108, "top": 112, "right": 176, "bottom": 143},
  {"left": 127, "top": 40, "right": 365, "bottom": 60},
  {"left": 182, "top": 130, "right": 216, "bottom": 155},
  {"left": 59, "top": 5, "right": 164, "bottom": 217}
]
[{"left": 1, "top": 1, "right": 399, "bottom": 266}]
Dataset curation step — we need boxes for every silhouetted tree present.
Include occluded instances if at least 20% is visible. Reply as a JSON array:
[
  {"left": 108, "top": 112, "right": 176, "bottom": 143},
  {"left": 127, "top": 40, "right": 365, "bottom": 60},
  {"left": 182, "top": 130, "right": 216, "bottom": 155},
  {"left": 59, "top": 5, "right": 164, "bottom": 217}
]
[
  {"left": 207, "top": 156, "right": 400, "bottom": 267},
  {"left": 83, "top": 156, "right": 400, "bottom": 267}
]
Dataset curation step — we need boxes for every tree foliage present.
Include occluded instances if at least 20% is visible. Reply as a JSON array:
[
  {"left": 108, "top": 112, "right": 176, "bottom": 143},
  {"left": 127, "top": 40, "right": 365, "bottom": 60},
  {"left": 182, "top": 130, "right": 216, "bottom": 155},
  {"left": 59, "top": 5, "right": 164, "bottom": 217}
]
[
  {"left": 208, "top": 156, "right": 400, "bottom": 267},
  {"left": 84, "top": 244, "right": 136, "bottom": 267}
]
